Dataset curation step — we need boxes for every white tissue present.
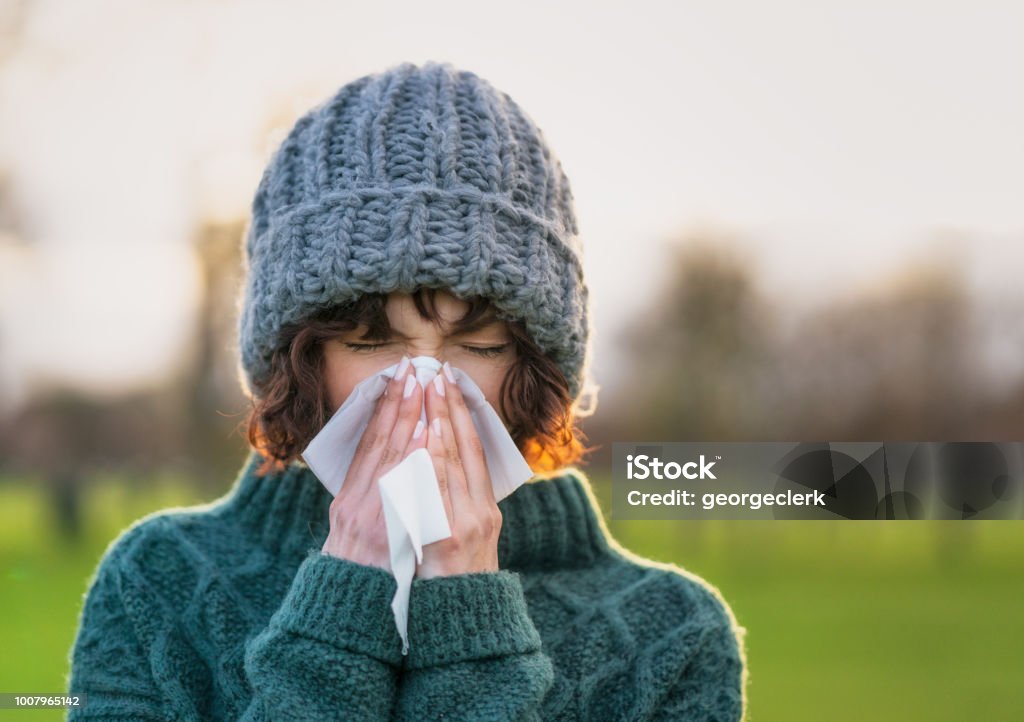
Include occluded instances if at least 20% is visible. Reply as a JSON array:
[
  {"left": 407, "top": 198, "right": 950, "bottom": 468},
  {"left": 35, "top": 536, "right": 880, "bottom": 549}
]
[{"left": 301, "top": 355, "right": 535, "bottom": 654}]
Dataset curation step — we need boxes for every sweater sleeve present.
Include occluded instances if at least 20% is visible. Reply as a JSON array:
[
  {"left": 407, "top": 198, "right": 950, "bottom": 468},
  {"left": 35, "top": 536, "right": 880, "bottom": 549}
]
[
  {"left": 68, "top": 540, "right": 405, "bottom": 721},
  {"left": 392, "top": 570, "right": 555, "bottom": 722},
  {"left": 239, "top": 550, "right": 403, "bottom": 721}
]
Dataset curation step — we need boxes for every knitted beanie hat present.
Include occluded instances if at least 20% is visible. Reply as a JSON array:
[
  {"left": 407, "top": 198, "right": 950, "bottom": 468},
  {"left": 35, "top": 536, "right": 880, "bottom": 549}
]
[{"left": 237, "top": 61, "right": 590, "bottom": 400}]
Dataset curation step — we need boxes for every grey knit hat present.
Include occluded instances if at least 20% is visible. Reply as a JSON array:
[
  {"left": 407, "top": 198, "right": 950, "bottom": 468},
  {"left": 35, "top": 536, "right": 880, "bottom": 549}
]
[{"left": 237, "top": 61, "right": 590, "bottom": 400}]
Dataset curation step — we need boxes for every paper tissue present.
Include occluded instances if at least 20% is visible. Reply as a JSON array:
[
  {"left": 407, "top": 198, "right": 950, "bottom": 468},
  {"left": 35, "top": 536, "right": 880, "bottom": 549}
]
[{"left": 301, "top": 356, "right": 535, "bottom": 654}]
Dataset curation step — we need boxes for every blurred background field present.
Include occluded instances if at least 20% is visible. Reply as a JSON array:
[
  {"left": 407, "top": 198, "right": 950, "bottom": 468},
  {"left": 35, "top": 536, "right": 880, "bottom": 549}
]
[
  {"left": 2, "top": 1, "right": 1024, "bottom": 720},
  {"left": 2, "top": 469, "right": 1022, "bottom": 721}
]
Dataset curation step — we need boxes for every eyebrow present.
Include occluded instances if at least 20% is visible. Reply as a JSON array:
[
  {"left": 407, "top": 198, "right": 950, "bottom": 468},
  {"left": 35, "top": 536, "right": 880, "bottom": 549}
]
[{"left": 387, "top": 316, "right": 506, "bottom": 339}]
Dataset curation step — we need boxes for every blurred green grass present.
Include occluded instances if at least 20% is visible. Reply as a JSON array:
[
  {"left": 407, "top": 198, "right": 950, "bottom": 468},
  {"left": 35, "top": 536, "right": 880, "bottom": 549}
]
[{"left": 1, "top": 471, "right": 1022, "bottom": 721}]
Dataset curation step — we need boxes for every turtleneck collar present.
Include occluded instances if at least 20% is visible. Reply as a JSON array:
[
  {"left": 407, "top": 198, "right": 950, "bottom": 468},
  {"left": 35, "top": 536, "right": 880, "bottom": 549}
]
[{"left": 216, "top": 452, "right": 614, "bottom": 571}]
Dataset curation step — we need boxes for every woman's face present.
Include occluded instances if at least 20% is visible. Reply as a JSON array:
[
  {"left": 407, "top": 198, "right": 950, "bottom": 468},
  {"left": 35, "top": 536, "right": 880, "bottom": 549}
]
[{"left": 322, "top": 290, "right": 516, "bottom": 419}]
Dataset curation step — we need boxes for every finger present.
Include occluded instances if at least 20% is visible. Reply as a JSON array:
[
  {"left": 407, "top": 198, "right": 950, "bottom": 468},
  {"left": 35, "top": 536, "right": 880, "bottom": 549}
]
[
  {"left": 438, "top": 362, "right": 493, "bottom": 504},
  {"left": 425, "top": 372, "right": 471, "bottom": 507},
  {"left": 403, "top": 417, "right": 428, "bottom": 458},
  {"left": 425, "top": 407, "right": 456, "bottom": 528},
  {"left": 373, "top": 372, "right": 424, "bottom": 480},
  {"left": 345, "top": 358, "right": 412, "bottom": 500}
]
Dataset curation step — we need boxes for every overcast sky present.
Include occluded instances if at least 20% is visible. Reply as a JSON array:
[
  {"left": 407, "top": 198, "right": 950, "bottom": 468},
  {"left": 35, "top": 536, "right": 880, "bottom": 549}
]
[{"left": 1, "top": 0, "right": 1022, "bottom": 408}]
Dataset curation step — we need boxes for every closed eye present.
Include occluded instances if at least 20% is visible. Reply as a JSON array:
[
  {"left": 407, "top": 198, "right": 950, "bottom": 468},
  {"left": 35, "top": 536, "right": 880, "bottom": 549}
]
[
  {"left": 343, "top": 342, "right": 510, "bottom": 357},
  {"left": 343, "top": 342, "right": 391, "bottom": 353},
  {"left": 462, "top": 344, "right": 510, "bottom": 358}
]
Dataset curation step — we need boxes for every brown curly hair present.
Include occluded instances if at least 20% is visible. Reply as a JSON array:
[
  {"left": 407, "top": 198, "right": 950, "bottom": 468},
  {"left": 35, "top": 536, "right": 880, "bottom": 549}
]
[{"left": 245, "top": 287, "right": 595, "bottom": 477}]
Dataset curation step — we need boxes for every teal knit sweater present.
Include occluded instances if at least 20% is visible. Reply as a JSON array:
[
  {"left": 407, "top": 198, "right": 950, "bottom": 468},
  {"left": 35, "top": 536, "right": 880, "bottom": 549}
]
[{"left": 66, "top": 453, "right": 747, "bottom": 720}]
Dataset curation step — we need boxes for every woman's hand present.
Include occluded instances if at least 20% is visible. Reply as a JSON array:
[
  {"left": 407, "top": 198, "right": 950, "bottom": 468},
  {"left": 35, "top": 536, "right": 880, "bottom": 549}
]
[
  {"left": 414, "top": 362, "right": 502, "bottom": 579},
  {"left": 321, "top": 356, "right": 424, "bottom": 571}
]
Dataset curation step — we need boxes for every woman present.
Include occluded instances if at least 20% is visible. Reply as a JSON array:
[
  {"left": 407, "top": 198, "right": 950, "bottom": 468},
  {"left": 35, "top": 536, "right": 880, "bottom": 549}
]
[{"left": 67, "top": 61, "right": 747, "bottom": 721}]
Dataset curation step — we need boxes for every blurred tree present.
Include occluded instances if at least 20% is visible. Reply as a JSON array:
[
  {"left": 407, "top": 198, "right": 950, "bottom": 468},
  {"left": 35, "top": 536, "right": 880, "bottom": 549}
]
[
  {"left": 775, "top": 260, "right": 978, "bottom": 440},
  {"left": 586, "top": 232, "right": 1008, "bottom": 448},
  {"left": 0, "top": 218, "right": 252, "bottom": 536},
  {"left": 173, "top": 218, "right": 251, "bottom": 489},
  {"left": 0, "top": 386, "right": 187, "bottom": 540},
  {"left": 606, "top": 231, "right": 776, "bottom": 441}
]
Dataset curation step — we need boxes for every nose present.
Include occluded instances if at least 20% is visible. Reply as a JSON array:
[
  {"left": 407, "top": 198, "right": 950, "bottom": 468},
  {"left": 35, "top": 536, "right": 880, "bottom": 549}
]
[
  {"left": 405, "top": 353, "right": 443, "bottom": 384},
  {"left": 402, "top": 344, "right": 446, "bottom": 364}
]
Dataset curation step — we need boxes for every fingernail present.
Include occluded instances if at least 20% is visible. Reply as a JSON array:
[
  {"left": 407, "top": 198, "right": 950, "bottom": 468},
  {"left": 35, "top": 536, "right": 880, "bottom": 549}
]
[
  {"left": 432, "top": 418, "right": 442, "bottom": 436},
  {"left": 403, "top": 374, "right": 418, "bottom": 399},
  {"left": 413, "top": 420, "right": 425, "bottom": 439},
  {"left": 433, "top": 374, "right": 445, "bottom": 396},
  {"left": 443, "top": 361, "right": 455, "bottom": 383},
  {"left": 396, "top": 355, "right": 411, "bottom": 380}
]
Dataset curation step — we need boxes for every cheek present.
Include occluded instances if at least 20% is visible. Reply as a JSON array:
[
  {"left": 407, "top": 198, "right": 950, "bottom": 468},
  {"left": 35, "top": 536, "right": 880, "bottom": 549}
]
[
  {"left": 323, "top": 355, "right": 391, "bottom": 412},
  {"left": 323, "top": 371, "right": 354, "bottom": 414},
  {"left": 454, "top": 359, "right": 511, "bottom": 411}
]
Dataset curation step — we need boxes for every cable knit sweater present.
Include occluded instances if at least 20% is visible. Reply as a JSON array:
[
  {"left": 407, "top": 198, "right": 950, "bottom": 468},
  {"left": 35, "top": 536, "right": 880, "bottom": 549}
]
[{"left": 65, "top": 452, "right": 747, "bottom": 721}]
